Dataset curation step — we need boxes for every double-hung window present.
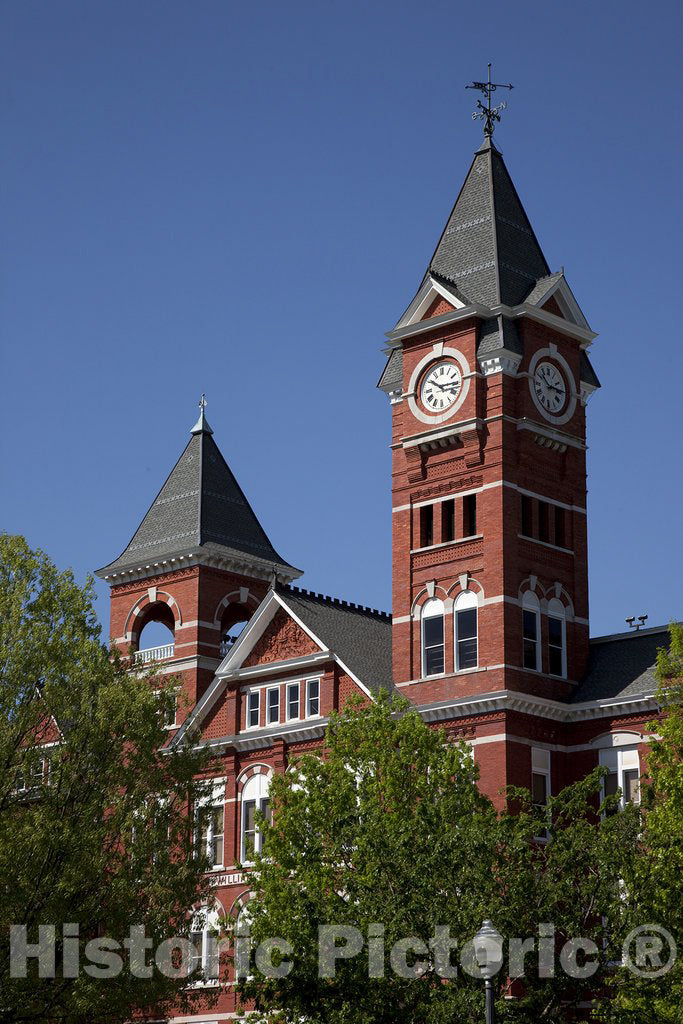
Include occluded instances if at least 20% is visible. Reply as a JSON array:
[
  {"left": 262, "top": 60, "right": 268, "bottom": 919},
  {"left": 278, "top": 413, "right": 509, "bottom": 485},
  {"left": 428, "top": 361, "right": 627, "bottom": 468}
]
[
  {"left": 306, "top": 679, "right": 320, "bottom": 717},
  {"left": 454, "top": 590, "right": 478, "bottom": 670},
  {"left": 287, "top": 682, "right": 300, "bottom": 721},
  {"left": 241, "top": 773, "right": 272, "bottom": 862},
  {"left": 189, "top": 903, "right": 221, "bottom": 982},
  {"left": 247, "top": 691, "right": 260, "bottom": 729},
  {"left": 547, "top": 598, "right": 567, "bottom": 678},
  {"left": 422, "top": 598, "right": 445, "bottom": 676},
  {"left": 267, "top": 687, "right": 280, "bottom": 725},
  {"left": 531, "top": 747, "right": 551, "bottom": 839},
  {"left": 195, "top": 779, "right": 225, "bottom": 869},
  {"left": 600, "top": 745, "right": 640, "bottom": 815},
  {"left": 522, "top": 592, "right": 541, "bottom": 671}
]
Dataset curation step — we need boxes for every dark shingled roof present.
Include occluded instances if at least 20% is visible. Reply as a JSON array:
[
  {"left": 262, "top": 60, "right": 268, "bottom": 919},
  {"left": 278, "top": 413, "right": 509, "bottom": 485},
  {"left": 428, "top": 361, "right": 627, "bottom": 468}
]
[
  {"left": 377, "top": 348, "right": 403, "bottom": 393},
  {"left": 523, "top": 271, "right": 564, "bottom": 306},
  {"left": 428, "top": 136, "right": 550, "bottom": 308},
  {"left": 477, "top": 314, "right": 523, "bottom": 357},
  {"left": 97, "top": 423, "right": 298, "bottom": 578},
  {"left": 571, "top": 626, "right": 669, "bottom": 703},
  {"left": 279, "top": 586, "right": 393, "bottom": 696},
  {"left": 580, "top": 350, "right": 601, "bottom": 389}
]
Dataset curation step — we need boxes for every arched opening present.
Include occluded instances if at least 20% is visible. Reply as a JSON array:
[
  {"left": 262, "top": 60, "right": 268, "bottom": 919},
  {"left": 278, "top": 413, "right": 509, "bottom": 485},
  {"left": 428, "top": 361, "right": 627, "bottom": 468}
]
[
  {"left": 135, "top": 602, "right": 176, "bottom": 663},
  {"left": 220, "top": 602, "right": 252, "bottom": 656}
]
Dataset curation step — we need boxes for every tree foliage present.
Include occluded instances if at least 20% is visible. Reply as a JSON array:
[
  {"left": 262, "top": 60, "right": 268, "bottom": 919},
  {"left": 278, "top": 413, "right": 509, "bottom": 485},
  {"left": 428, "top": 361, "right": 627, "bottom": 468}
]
[
  {"left": 236, "top": 694, "right": 641, "bottom": 1024},
  {"left": 604, "top": 622, "right": 683, "bottom": 1023},
  {"left": 0, "top": 535, "right": 214, "bottom": 1023}
]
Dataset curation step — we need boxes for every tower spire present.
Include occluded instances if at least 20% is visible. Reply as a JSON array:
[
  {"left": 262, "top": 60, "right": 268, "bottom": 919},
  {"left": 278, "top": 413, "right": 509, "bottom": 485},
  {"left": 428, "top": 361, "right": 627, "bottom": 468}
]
[{"left": 191, "top": 393, "right": 213, "bottom": 435}]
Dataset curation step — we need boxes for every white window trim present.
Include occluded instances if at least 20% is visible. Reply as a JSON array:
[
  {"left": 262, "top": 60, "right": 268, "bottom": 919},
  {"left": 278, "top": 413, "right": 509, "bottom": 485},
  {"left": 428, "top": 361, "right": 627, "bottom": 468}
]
[
  {"left": 286, "top": 681, "right": 301, "bottom": 722},
  {"left": 246, "top": 690, "right": 260, "bottom": 730},
  {"left": 522, "top": 593, "right": 542, "bottom": 672},
  {"left": 600, "top": 746, "right": 641, "bottom": 813},
  {"left": 547, "top": 599, "right": 567, "bottom": 679},
  {"left": 195, "top": 778, "right": 226, "bottom": 871},
  {"left": 454, "top": 590, "right": 478, "bottom": 672},
  {"left": 422, "top": 598, "right": 446, "bottom": 678},
  {"left": 306, "top": 678, "right": 321, "bottom": 719},
  {"left": 531, "top": 747, "right": 551, "bottom": 841},
  {"left": 266, "top": 685, "right": 280, "bottom": 725},
  {"left": 189, "top": 902, "right": 223, "bottom": 986},
  {"left": 240, "top": 773, "right": 271, "bottom": 865}
]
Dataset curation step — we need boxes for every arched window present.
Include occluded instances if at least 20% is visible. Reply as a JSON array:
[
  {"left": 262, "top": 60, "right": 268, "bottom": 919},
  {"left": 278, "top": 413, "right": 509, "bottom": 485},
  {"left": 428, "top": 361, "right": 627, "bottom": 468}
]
[
  {"left": 454, "top": 593, "right": 481, "bottom": 671},
  {"left": 547, "top": 598, "right": 567, "bottom": 678},
  {"left": 522, "top": 591, "right": 541, "bottom": 671},
  {"left": 189, "top": 901, "right": 222, "bottom": 982},
  {"left": 454, "top": 590, "right": 478, "bottom": 670},
  {"left": 240, "top": 772, "right": 271, "bottom": 863},
  {"left": 421, "top": 598, "right": 445, "bottom": 677}
]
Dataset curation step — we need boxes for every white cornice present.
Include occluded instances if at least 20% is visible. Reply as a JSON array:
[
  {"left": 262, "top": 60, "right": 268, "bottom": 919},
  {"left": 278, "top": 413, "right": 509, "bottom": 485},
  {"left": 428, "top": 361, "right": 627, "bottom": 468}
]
[
  {"left": 417, "top": 689, "right": 659, "bottom": 725},
  {"left": 385, "top": 301, "right": 597, "bottom": 349},
  {"left": 103, "top": 550, "right": 302, "bottom": 586}
]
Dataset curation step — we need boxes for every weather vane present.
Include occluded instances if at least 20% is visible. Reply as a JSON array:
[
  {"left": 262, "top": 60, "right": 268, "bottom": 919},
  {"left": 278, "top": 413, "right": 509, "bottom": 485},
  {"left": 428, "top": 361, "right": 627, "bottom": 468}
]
[
  {"left": 199, "top": 393, "right": 207, "bottom": 413},
  {"left": 466, "top": 63, "right": 514, "bottom": 137}
]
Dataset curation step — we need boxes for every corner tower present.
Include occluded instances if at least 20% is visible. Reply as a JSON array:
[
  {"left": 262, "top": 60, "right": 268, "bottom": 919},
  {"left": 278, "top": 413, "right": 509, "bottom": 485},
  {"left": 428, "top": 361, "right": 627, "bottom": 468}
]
[
  {"left": 379, "top": 133, "right": 600, "bottom": 704},
  {"left": 96, "top": 400, "right": 301, "bottom": 718}
]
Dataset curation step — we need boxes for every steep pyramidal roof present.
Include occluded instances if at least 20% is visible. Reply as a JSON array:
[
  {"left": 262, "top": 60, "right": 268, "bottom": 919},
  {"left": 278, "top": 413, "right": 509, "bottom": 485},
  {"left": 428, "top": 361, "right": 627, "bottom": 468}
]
[
  {"left": 97, "top": 416, "right": 300, "bottom": 581},
  {"left": 427, "top": 136, "right": 550, "bottom": 308}
]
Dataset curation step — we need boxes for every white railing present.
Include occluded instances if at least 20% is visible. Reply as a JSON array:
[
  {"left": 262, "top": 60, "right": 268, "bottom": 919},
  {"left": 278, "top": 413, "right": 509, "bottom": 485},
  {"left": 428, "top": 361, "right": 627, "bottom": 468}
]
[{"left": 134, "top": 643, "right": 175, "bottom": 665}]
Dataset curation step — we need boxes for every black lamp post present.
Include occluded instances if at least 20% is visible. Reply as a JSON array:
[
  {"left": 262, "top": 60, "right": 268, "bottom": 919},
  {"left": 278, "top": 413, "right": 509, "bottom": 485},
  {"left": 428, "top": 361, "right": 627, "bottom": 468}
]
[{"left": 473, "top": 919, "right": 502, "bottom": 1024}]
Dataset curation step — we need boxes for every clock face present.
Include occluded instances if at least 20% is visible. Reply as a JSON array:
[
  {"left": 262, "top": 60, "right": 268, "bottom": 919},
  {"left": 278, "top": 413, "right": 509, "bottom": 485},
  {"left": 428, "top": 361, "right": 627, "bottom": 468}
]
[
  {"left": 533, "top": 361, "right": 567, "bottom": 415},
  {"left": 420, "top": 361, "right": 463, "bottom": 414}
]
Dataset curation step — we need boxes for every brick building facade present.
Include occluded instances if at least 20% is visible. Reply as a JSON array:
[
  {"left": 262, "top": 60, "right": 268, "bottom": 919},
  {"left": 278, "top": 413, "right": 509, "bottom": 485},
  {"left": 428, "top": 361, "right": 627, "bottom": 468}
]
[{"left": 95, "top": 132, "right": 666, "bottom": 1021}]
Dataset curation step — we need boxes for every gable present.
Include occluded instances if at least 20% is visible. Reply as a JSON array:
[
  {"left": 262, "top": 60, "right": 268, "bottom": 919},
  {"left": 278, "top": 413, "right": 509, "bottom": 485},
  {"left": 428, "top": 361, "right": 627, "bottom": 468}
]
[
  {"left": 540, "top": 295, "right": 565, "bottom": 319},
  {"left": 423, "top": 295, "right": 456, "bottom": 320},
  {"left": 242, "top": 608, "right": 320, "bottom": 668}
]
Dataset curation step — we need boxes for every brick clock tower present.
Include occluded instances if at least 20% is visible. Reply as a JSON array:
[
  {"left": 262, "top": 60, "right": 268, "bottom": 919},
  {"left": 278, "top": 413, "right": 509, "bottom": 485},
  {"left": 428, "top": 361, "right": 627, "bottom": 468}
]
[
  {"left": 379, "top": 134, "right": 601, "bottom": 714},
  {"left": 96, "top": 400, "right": 301, "bottom": 723}
]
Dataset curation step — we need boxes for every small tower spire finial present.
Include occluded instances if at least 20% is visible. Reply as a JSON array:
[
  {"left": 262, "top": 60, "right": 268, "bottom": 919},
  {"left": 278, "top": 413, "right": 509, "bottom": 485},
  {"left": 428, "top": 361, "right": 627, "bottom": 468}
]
[
  {"left": 191, "top": 393, "right": 213, "bottom": 435},
  {"left": 466, "top": 63, "right": 514, "bottom": 137}
]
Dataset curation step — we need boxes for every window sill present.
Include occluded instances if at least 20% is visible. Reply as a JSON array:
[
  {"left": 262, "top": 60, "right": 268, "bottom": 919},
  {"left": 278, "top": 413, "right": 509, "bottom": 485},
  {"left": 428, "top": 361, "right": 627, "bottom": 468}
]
[
  {"left": 411, "top": 534, "right": 483, "bottom": 554},
  {"left": 518, "top": 533, "right": 574, "bottom": 555}
]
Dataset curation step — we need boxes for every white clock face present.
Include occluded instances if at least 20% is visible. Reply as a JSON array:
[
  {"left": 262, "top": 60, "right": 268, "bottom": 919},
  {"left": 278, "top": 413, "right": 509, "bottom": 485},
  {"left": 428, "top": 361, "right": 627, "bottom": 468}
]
[
  {"left": 420, "top": 361, "right": 462, "bottom": 414},
  {"left": 533, "top": 361, "right": 567, "bottom": 415}
]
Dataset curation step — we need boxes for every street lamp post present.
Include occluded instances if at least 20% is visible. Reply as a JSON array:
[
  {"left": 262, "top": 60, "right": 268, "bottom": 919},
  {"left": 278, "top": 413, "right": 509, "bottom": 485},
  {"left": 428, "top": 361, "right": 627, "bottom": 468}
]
[{"left": 473, "top": 919, "right": 502, "bottom": 1024}]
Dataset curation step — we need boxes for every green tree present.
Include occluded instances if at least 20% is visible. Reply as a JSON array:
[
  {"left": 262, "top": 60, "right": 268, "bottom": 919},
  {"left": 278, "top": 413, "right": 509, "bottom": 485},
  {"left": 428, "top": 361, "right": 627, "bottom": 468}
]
[
  {"left": 605, "top": 622, "right": 683, "bottom": 1023},
  {"left": 234, "top": 694, "right": 639, "bottom": 1024},
  {"left": 0, "top": 535, "right": 215, "bottom": 1023}
]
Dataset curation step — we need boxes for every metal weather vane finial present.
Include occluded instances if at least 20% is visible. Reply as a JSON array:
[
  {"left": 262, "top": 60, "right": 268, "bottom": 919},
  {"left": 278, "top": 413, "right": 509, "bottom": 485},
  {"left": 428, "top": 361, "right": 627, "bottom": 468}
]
[
  {"left": 466, "top": 63, "right": 514, "bottom": 137},
  {"left": 199, "top": 393, "right": 207, "bottom": 414}
]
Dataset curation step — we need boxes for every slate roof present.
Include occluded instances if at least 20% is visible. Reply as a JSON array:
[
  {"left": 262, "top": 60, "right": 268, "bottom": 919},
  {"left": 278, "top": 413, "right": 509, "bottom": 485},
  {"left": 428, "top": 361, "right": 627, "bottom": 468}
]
[
  {"left": 427, "top": 136, "right": 550, "bottom": 309},
  {"left": 478, "top": 314, "right": 523, "bottom": 357},
  {"left": 97, "top": 422, "right": 299, "bottom": 579},
  {"left": 523, "top": 271, "right": 565, "bottom": 306},
  {"left": 579, "top": 350, "right": 601, "bottom": 389},
  {"left": 571, "top": 626, "right": 669, "bottom": 703},
  {"left": 279, "top": 586, "right": 393, "bottom": 696},
  {"left": 377, "top": 348, "right": 403, "bottom": 393}
]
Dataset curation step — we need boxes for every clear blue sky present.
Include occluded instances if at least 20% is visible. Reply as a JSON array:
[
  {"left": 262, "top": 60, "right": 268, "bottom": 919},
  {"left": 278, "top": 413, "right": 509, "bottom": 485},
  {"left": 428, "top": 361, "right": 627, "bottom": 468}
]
[{"left": 2, "top": 0, "right": 681, "bottom": 640}]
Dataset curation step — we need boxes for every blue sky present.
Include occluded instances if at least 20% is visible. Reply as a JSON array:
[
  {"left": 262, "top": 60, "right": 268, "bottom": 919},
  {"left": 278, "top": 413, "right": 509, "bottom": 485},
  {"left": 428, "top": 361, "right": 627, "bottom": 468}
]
[{"left": 2, "top": 0, "right": 681, "bottom": 639}]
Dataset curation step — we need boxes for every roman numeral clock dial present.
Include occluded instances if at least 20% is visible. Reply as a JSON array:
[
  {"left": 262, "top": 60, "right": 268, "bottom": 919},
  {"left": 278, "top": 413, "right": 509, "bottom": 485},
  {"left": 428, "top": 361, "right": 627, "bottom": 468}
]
[
  {"left": 420, "top": 361, "right": 462, "bottom": 413},
  {"left": 532, "top": 360, "right": 567, "bottom": 415}
]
